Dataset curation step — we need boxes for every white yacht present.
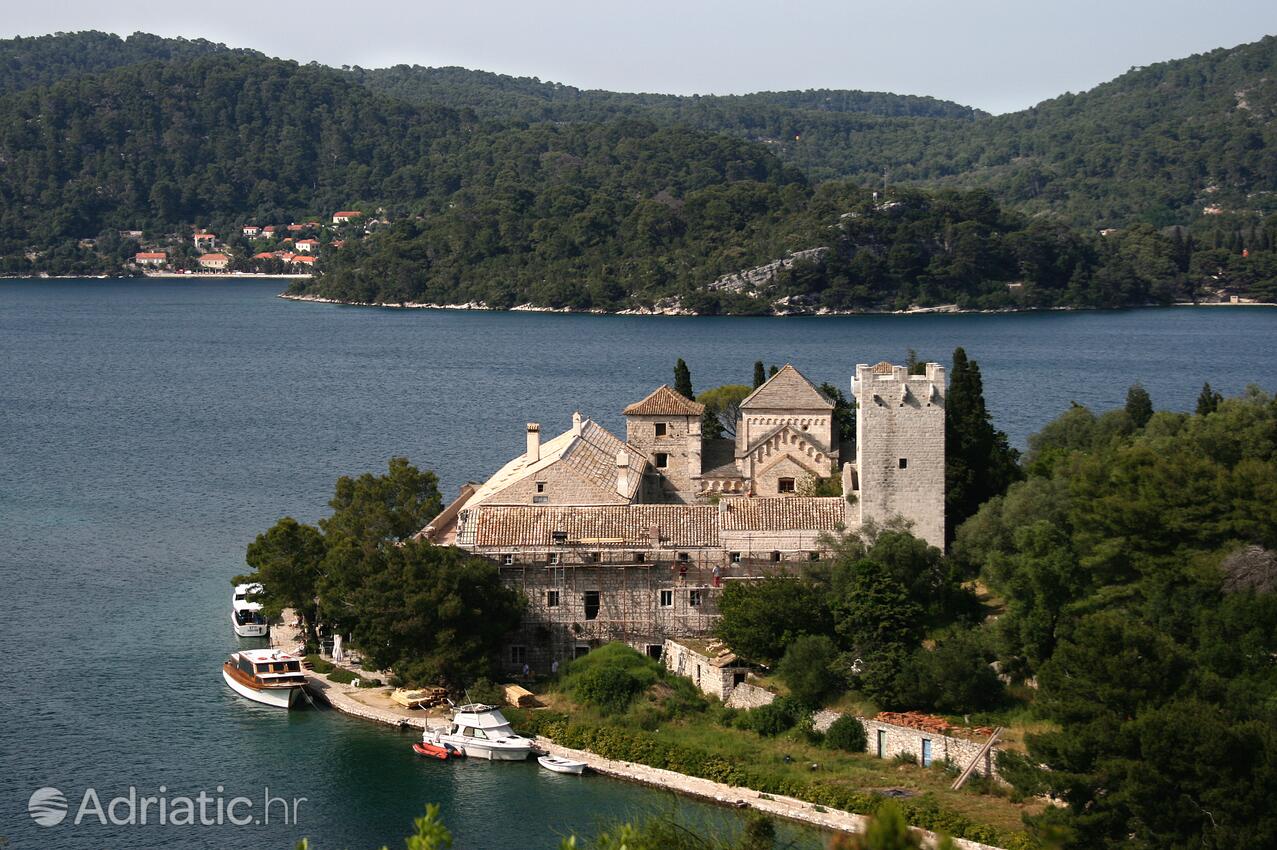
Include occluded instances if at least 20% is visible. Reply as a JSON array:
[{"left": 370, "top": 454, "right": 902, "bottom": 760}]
[
  {"left": 434, "top": 704, "right": 533, "bottom": 760},
  {"left": 232, "top": 582, "right": 268, "bottom": 638},
  {"left": 222, "top": 649, "right": 307, "bottom": 709}
]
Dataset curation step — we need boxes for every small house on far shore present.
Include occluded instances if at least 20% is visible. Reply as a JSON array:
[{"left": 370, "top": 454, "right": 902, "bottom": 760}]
[
  {"left": 242, "top": 225, "right": 261, "bottom": 237},
  {"left": 135, "top": 252, "right": 167, "bottom": 267},
  {"left": 198, "top": 253, "right": 230, "bottom": 270},
  {"left": 332, "top": 210, "right": 362, "bottom": 224},
  {"left": 193, "top": 231, "right": 216, "bottom": 249}
]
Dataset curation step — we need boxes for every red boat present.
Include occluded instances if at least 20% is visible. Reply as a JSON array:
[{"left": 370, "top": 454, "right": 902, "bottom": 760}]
[{"left": 413, "top": 740, "right": 465, "bottom": 760}]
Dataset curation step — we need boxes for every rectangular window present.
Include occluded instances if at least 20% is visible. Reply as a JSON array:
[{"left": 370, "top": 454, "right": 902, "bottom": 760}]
[
  {"left": 898, "top": 458, "right": 908, "bottom": 469},
  {"left": 659, "top": 589, "right": 673, "bottom": 607},
  {"left": 729, "top": 552, "right": 741, "bottom": 564},
  {"left": 654, "top": 452, "right": 669, "bottom": 469},
  {"left": 778, "top": 477, "right": 796, "bottom": 493},
  {"left": 574, "top": 644, "right": 590, "bottom": 659},
  {"left": 586, "top": 551, "right": 601, "bottom": 564},
  {"left": 654, "top": 422, "right": 667, "bottom": 437},
  {"left": 771, "top": 551, "right": 782, "bottom": 562},
  {"left": 548, "top": 553, "right": 560, "bottom": 565},
  {"left": 533, "top": 495, "right": 549, "bottom": 504},
  {"left": 583, "top": 590, "right": 600, "bottom": 620},
  {"left": 536, "top": 481, "right": 546, "bottom": 493},
  {"left": 634, "top": 551, "right": 646, "bottom": 563},
  {"left": 546, "top": 590, "right": 560, "bottom": 608},
  {"left": 510, "top": 645, "right": 526, "bottom": 665},
  {"left": 689, "top": 590, "right": 703, "bottom": 607},
  {"left": 501, "top": 554, "right": 514, "bottom": 566},
  {"left": 809, "top": 551, "right": 821, "bottom": 561},
  {"left": 676, "top": 551, "right": 690, "bottom": 562},
  {"left": 645, "top": 644, "right": 664, "bottom": 660}
]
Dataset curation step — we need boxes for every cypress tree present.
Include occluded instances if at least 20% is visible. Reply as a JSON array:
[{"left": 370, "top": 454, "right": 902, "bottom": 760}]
[
  {"left": 945, "top": 347, "right": 1022, "bottom": 544},
  {"left": 753, "top": 360, "right": 766, "bottom": 389},
  {"left": 1125, "top": 383, "right": 1153, "bottom": 428},
  {"left": 673, "top": 358, "right": 694, "bottom": 400},
  {"left": 1196, "top": 382, "right": 1223, "bottom": 416}
]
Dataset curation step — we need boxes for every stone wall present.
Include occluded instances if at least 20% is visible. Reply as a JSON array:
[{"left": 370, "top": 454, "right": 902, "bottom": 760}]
[
  {"left": 811, "top": 712, "right": 1000, "bottom": 779},
  {"left": 724, "top": 682, "right": 777, "bottom": 710}
]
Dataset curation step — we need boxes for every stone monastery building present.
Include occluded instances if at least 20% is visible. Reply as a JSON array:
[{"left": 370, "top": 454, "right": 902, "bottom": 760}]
[{"left": 421, "top": 361, "right": 946, "bottom": 673}]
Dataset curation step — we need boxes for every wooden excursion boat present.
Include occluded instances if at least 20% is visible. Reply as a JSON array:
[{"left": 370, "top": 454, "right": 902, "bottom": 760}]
[{"left": 222, "top": 649, "right": 307, "bottom": 709}]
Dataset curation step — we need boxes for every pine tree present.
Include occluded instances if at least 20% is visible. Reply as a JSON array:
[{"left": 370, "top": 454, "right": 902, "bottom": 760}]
[
  {"left": 673, "top": 358, "right": 693, "bottom": 399},
  {"left": 1196, "top": 382, "right": 1223, "bottom": 416},
  {"left": 1125, "top": 383, "right": 1153, "bottom": 428},
  {"left": 753, "top": 360, "right": 766, "bottom": 389},
  {"left": 945, "top": 347, "right": 1022, "bottom": 545}
]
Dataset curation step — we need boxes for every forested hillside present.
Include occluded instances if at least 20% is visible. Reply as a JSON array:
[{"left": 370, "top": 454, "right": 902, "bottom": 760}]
[
  {"left": 1, "top": 31, "right": 1275, "bottom": 308},
  {"left": 353, "top": 37, "right": 1277, "bottom": 227},
  {"left": 0, "top": 31, "right": 234, "bottom": 96}
]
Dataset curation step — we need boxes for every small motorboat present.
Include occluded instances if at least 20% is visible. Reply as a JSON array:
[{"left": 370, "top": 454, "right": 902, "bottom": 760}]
[
  {"left": 538, "top": 754, "right": 586, "bottom": 775},
  {"left": 232, "top": 582, "right": 269, "bottom": 638},
  {"left": 435, "top": 704, "right": 534, "bottom": 761},
  {"left": 412, "top": 740, "right": 464, "bottom": 760}
]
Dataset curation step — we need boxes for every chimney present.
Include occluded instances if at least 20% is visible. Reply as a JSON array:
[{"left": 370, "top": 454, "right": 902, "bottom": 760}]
[
  {"left": 572, "top": 410, "right": 583, "bottom": 436},
  {"left": 526, "top": 423, "right": 541, "bottom": 462},
  {"left": 615, "top": 450, "right": 630, "bottom": 497}
]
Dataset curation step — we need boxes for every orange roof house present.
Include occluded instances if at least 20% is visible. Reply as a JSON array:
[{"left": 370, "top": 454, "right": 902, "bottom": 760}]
[
  {"left": 332, "top": 210, "right": 362, "bottom": 223},
  {"left": 198, "top": 252, "right": 230, "bottom": 269}
]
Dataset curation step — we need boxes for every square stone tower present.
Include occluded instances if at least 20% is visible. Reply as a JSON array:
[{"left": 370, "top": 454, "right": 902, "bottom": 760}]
[
  {"left": 851, "top": 361, "right": 946, "bottom": 549},
  {"left": 623, "top": 385, "right": 705, "bottom": 503}
]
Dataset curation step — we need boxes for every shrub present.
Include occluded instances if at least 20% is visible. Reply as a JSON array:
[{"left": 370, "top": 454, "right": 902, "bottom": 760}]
[
  {"left": 737, "top": 697, "right": 802, "bottom": 736},
  {"left": 777, "top": 634, "right": 843, "bottom": 707},
  {"left": 824, "top": 715, "right": 867, "bottom": 752},
  {"left": 468, "top": 677, "right": 505, "bottom": 706},
  {"left": 571, "top": 665, "right": 643, "bottom": 715}
]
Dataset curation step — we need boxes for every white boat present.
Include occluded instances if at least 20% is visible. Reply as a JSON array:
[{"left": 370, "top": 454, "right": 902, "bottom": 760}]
[
  {"left": 435, "top": 704, "right": 533, "bottom": 761},
  {"left": 222, "top": 649, "right": 307, "bottom": 709},
  {"left": 538, "top": 755, "right": 586, "bottom": 775},
  {"left": 232, "top": 582, "right": 268, "bottom": 638}
]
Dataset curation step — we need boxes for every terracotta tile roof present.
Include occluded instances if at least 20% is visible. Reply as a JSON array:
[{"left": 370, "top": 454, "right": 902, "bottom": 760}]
[
  {"left": 333, "top": 210, "right": 362, "bottom": 217},
  {"left": 469, "top": 504, "right": 721, "bottom": 548},
  {"left": 718, "top": 497, "right": 846, "bottom": 531},
  {"left": 623, "top": 385, "right": 705, "bottom": 416},
  {"left": 134, "top": 252, "right": 166, "bottom": 260},
  {"left": 198, "top": 253, "right": 229, "bottom": 262},
  {"left": 740, "top": 364, "right": 833, "bottom": 411},
  {"left": 252, "top": 252, "right": 275, "bottom": 259},
  {"left": 561, "top": 420, "right": 646, "bottom": 501}
]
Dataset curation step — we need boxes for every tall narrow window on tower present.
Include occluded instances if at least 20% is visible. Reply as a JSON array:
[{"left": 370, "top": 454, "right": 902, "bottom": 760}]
[
  {"left": 654, "top": 452, "right": 669, "bottom": 468},
  {"left": 899, "top": 458, "right": 908, "bottom": 469}
]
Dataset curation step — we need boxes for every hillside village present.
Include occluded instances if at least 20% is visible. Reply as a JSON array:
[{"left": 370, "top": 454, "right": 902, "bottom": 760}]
[{"left": 119, "top": 209, "right": 385, "bottom": 275}]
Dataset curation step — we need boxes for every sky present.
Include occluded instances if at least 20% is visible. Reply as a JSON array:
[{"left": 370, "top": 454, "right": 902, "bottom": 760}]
[{"left": 4, "top": 0, "right": 1276, "bottom": 114}]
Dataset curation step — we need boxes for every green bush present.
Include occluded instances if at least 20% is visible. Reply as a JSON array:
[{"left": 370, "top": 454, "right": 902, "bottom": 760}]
[
  {"left": 824, "top": 715, "right": 867, "bottom": 752},
  {"left": 736, "top": 697, "right": 802, "bottom": 737},
  {"left": 468, "top": 677, "right": 505, "bottom": 706},
  {"left": 571, "top": 665, "right": 643, "bottom": 715},
  {"left": 776, "top": 634, "right": 842, "bottom": 707}
]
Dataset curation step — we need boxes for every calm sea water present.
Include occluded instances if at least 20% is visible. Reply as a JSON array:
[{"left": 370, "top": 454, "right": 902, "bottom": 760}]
[{"left": 2, "top": 278, "right": 1275, "bottom": 849}]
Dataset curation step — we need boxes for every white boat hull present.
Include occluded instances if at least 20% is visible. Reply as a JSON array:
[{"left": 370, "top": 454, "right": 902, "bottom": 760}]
[
  {"left": 222, "top": 668, "right": 302, "bottom": 709},
  {"left": 232, "top": 616, "right": 269, "bottom": 638},
  {"left": 538, "top": 755, "right": 586, "bottom": 774},
  {"left": 436, "top": 737, "right": 530, "bottom": 760}
]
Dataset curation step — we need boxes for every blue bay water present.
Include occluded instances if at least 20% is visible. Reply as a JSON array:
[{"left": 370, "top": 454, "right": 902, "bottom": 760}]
[{"left": 1, "top": 278, "right": 1275, "bottom": 848}]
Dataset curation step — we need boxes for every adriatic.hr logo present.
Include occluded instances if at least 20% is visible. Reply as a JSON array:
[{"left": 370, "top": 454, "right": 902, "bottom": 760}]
[
  {"left": 27, "top": 787, "right": 68, "bottom": 826},
  {"left": 24, "top": 784, "right": 306, "bottom": 828}
]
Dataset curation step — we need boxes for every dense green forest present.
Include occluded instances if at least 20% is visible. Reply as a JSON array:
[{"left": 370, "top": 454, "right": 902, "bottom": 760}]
[
  {"left": 1, "top": 31, "right": 1275, "bottom": 309},
  {"left": 350, "top": 37, "right": 1277, "bottom": 226}
]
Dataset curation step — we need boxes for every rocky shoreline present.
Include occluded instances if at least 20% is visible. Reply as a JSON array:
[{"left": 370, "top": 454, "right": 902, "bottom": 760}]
[{"left": 278, "top": 290, "right": 1277, "bottom": 317}]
